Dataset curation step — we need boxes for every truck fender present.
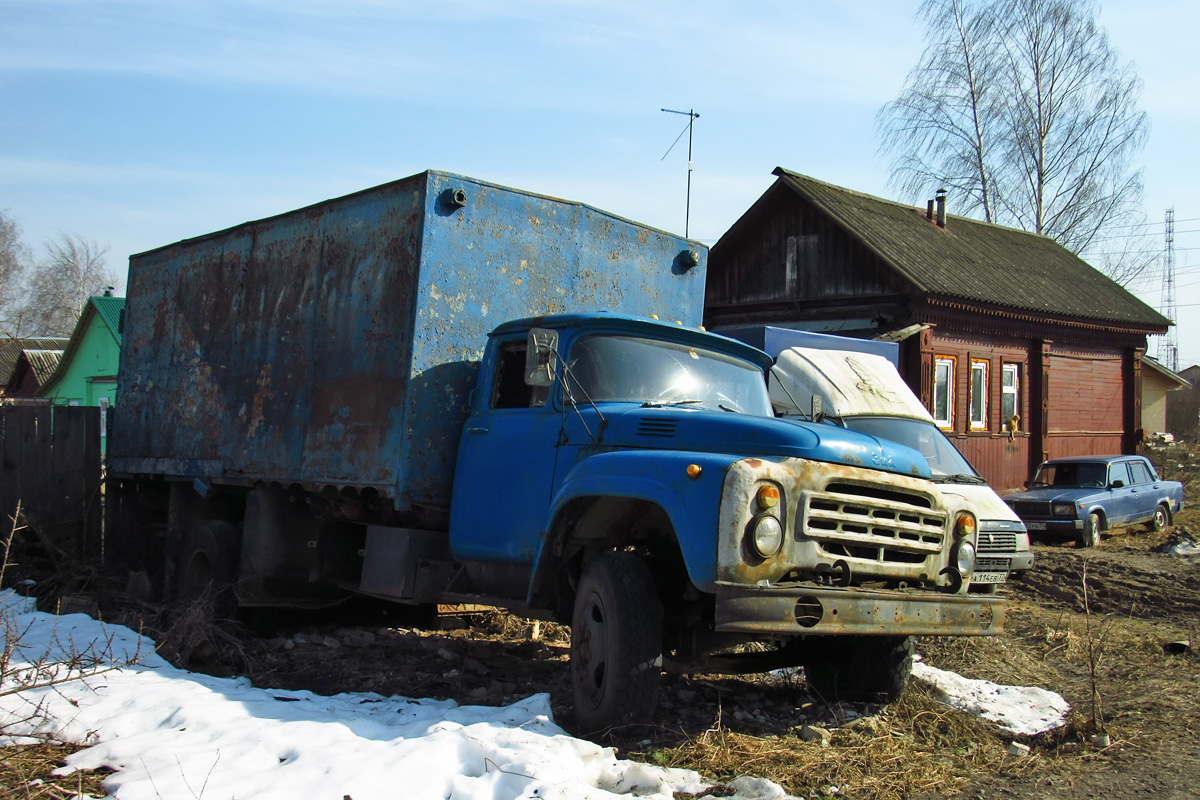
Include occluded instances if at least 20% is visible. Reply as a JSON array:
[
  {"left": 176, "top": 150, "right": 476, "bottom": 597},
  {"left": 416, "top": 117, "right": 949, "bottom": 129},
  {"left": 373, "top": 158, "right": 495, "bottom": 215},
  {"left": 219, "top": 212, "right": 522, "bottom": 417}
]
[{"left": 525, "top": 451, "right": 736, "bottom": 608}]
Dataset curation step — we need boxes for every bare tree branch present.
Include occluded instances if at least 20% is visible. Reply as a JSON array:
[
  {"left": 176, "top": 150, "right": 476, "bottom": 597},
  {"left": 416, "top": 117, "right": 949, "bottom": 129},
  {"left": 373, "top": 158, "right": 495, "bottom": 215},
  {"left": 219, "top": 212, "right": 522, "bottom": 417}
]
[
  {"left": 878, "top": 0, "right": 1151, "bottom": 286},
  {"left": 20, "top": 233, "right": 120, "bottom": 338}
]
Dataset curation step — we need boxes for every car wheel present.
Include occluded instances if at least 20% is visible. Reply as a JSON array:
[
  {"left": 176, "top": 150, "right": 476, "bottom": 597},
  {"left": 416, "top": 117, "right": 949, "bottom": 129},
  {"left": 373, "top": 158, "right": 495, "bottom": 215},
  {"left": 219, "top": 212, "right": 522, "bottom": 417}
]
[
  {"left": 1078, "top": 512, "right": 1102, "bottom": 548},
  {"left": 1148, "top": 503, "right": 1170, "bottom": 533},
  {"left": 570, "top": 551, "right": 663, "bottom": 736}
]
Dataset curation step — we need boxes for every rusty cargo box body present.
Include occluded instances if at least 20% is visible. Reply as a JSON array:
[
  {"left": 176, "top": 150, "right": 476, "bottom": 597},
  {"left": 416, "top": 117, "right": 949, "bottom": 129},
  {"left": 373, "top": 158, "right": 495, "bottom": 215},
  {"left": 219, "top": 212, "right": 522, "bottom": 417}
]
[{"left": 108, "top": 171, "right": 705, "bottom": 517}]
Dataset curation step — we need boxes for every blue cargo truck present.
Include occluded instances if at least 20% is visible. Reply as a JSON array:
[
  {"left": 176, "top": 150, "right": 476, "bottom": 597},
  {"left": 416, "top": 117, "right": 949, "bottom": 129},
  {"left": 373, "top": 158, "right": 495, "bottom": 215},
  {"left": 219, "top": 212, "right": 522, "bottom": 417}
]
[{"left": 107, "top": 171, "right": 1003, "bottom": 734}]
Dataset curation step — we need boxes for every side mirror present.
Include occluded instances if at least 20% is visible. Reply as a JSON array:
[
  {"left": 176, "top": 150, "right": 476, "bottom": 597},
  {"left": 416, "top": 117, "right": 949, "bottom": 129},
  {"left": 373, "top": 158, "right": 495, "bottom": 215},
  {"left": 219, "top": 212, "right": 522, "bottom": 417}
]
[
  {"left": 525, "top": 328, "right": 559, "bottom": 387},
  {"left": 1110, "top": 479, "right": 1125, "bottom": 489}
]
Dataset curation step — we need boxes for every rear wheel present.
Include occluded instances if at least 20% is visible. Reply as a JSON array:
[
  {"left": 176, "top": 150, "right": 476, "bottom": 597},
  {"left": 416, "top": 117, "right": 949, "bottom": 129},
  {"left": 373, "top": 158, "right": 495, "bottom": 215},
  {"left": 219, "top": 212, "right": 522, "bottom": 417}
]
[
  {"left": 805, "top": 636, "right": 912, "bottom": 703},
  {"left": 1078, "top": 512, "right": 1102, "bottom": 548},
  {"left": 570, "top": 551, "right": 663, "bottom": 736},
  {"left": 1148, "top": 503, "right": 1170, "bottom": 533},
  {"left": 177, "top": 520, "right": 242, "bottom": 618}
]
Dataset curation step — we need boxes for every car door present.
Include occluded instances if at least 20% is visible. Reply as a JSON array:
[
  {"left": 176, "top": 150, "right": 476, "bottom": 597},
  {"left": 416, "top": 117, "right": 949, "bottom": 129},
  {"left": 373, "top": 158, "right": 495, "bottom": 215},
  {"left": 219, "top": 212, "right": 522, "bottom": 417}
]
[
  {"left": 1105, "top": 461, "right": 1136, "bottom": 526},
  {"left": 1125, "top": 459, "right": 1158, "bottom": 523}
]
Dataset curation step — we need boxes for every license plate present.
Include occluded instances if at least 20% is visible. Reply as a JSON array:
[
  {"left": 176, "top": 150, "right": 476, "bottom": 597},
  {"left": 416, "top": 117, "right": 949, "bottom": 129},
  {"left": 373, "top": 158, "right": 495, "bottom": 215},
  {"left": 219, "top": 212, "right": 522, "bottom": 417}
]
[
  {"left": 1026, "top": 521, "right": 1046, "bottom": 530},
  {"left": 973, "top": 572, "right": 1008, "bottom": 584}
]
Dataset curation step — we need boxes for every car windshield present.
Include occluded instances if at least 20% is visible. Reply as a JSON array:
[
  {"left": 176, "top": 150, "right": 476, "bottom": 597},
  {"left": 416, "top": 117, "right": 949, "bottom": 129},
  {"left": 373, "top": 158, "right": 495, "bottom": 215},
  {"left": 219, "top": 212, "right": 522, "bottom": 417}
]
[
  {"left": 564, "top": 334, "right": 773, "bottom": 416},
  {"left": 1030, "top": 462, "right": 1107, "bottom": 489},
  {"left": 842, "top": 417, "right": 983, "bottom": 481}
]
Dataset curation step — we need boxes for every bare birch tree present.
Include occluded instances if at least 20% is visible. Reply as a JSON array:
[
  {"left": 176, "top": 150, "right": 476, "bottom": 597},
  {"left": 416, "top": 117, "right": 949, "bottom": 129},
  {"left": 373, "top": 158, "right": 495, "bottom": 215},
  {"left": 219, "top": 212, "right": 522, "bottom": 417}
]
[
  {"left": 878, "top": 0, "right": 1151, "bottom": 285},
  {"left": 22, "top": 232, "right": 120, "bottom": 337},
  {"left": 0, "top": 212, "right": 31, "bottom": 337}
]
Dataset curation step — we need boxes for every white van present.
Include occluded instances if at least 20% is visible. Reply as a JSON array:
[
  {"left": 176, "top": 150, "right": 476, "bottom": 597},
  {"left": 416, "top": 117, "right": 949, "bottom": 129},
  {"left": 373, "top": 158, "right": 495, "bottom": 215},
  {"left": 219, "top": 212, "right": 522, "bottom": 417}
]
[
  {"left": 768, "top": 344, "right": 1032, "bottom": 590},
  {"left": 718, "top": 326, "right": 1032, "bottom": 591}
]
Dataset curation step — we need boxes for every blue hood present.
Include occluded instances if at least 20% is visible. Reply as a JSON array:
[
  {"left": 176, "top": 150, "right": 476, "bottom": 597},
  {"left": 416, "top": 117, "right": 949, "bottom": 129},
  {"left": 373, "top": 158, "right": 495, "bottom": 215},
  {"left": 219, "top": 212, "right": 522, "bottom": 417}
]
[
  {"left": 600, "top": 406, "right": 933, "bottom": 479},
  {"left": 1006, "top": 486, "right": 1104, "bottom": 504}
]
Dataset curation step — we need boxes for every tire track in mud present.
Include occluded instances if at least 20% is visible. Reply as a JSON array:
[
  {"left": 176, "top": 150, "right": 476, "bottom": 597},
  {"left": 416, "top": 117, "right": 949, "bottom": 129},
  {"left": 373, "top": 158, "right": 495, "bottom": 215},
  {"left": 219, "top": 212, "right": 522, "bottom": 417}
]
[{"left": 1011, "top": 544, "right": 1200, "bottom": 619}]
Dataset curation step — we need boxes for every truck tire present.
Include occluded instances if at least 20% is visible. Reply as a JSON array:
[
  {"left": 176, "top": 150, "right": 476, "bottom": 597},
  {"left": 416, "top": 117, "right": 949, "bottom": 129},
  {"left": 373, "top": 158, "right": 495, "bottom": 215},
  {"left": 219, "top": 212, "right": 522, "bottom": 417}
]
[
  {"left": 1078, "top": 512, "right": 1102, "bottom": 548},
  {"left": 1148, "top": 503, "right": 1170, "bottom": 533},
  {"left": 805, "top": 636, "right": 912, "bottom": 703},
  {"left": 177, "top": 520, "right": 242, "bottom": 618},
  {"left": 570, "top": 551, "right": 663, "bottom": 736}
]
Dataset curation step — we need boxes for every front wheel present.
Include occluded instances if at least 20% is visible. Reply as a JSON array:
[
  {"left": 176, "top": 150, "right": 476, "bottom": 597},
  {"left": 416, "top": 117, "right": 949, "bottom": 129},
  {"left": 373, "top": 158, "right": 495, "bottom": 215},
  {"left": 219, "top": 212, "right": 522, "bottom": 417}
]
[
  {"left": 1148, "top": 503, "right": 1170, "bottom": 533},
  {"left": 570, "top": 551, "right": 663, "bottom": 736},
  {"left": 805, "top": 636, "right": 913, "bottom": 703},
  {"left": 1078, "top": 512, "right": 1102, "bottom": 548}
]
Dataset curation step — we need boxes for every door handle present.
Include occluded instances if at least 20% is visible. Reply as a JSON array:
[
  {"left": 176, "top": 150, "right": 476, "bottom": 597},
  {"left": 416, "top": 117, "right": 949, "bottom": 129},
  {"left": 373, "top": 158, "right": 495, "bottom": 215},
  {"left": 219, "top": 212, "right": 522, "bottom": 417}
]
[{"left": 467, "top": 426, "right": 489, "bottom": 435}]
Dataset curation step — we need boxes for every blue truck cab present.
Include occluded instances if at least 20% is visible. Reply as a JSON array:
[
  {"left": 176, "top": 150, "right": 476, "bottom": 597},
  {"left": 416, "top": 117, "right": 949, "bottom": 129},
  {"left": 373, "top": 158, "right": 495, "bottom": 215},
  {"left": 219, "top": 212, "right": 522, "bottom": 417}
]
[{"left": 106, "top": 171, "right": 1004, "bottom": 736}]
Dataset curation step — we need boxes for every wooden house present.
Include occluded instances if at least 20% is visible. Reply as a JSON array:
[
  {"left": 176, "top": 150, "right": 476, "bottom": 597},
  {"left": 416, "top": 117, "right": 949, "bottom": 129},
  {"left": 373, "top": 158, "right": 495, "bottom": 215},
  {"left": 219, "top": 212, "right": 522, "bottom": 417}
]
[
  {"left": 3, "top": 349, "right": 64, "bottom": 400},
  {"left": 0, "top": 337, "right": 69, "bottom": 399},
  {"left": 704, "top": 168, "right": 1171, "bottom": 492},
  {"left": 37, "top": 293, "right": 124, "bottom": 410}
]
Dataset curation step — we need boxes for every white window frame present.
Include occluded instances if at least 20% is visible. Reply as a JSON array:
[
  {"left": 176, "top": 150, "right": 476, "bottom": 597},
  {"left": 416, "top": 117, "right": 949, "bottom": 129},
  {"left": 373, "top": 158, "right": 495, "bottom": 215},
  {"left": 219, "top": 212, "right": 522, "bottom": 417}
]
[
  {"left": 1001, "top": 363, "right": 1020, "bottom": 425},
  {"left": 933, "top": 356, "right": 955, "bottom": 429},
  {"left": 969, "top": 359, "right": 989, "bottom": 431}
]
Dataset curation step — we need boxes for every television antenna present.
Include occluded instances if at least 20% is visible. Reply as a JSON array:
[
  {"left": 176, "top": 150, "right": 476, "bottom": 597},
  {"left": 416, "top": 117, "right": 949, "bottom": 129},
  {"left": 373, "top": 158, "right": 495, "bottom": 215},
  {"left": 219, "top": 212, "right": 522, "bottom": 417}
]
[{"left": 661, "top": 107, "right": 699, "bottom": 237}]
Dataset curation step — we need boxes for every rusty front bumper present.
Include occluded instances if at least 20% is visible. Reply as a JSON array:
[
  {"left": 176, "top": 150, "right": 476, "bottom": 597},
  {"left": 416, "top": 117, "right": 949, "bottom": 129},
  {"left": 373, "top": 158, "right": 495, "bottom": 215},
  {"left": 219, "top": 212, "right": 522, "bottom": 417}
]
[{"left": 714, "top": 582, "right": 1004, "bottom": 637}]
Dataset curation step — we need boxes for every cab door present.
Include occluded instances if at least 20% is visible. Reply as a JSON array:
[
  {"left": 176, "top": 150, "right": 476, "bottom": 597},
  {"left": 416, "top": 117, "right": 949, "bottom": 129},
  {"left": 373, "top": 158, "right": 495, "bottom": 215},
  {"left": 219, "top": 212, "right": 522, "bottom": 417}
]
[{"left": 449, "top": 338, "right": 560, "bottom": 565}]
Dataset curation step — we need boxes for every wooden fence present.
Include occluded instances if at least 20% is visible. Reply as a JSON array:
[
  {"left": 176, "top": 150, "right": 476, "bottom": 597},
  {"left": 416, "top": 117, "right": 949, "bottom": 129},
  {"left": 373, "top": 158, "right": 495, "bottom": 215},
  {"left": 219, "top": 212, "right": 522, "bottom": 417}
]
[{"left": 0, "top": 405, "right": 102, "bottom": 562}]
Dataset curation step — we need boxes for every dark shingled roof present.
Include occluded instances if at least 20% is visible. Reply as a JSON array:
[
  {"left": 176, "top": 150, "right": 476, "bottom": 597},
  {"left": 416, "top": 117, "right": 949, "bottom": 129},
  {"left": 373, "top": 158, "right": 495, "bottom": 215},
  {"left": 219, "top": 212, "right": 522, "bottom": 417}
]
[
  {"left": 0, "top": 337, "right": 70, "bottom": 386},
  {"left": 773, "top": 168, "right": 1169, "bottom": 329}
]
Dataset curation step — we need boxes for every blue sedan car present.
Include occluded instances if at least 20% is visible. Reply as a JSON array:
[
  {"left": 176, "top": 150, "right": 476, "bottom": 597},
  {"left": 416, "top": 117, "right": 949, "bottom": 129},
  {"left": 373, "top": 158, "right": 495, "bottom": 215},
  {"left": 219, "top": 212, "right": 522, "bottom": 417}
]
[{"left": 1005, "top": 455, "right": 1184, "bottom": 548}]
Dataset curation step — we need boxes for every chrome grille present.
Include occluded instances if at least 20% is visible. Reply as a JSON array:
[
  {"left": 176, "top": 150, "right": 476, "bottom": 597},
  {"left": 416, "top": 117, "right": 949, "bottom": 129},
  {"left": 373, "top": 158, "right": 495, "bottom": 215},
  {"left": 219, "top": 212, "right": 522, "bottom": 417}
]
[
  {"left": 802, "top": 483, "right": 946, "bottom": 564},
  {"left": 977, "top": 531, "right": 1018, "bottom": 553}
]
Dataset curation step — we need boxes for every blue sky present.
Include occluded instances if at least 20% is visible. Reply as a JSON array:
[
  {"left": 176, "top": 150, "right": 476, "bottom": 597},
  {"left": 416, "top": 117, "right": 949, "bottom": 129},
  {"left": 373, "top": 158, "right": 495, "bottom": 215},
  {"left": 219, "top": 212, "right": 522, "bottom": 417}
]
[{"left": 3, "top": 0, "right": 1199, "bottom": 362}]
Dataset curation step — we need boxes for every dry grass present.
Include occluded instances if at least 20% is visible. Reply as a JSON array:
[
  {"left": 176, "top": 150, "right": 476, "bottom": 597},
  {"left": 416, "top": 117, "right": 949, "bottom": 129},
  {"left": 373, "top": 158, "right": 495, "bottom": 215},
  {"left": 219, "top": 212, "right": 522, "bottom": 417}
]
[
  {"left": 644, "top": 692, "right": 1031, "bottom": 800},
  {"left": 0, "top": 742, "right": 109, "bottom": 799}
]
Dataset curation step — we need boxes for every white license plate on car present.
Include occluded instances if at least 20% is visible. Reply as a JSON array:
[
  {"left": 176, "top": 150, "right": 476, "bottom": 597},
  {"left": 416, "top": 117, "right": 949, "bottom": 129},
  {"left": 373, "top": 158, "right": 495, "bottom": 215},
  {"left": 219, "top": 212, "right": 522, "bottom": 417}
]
[
  {"left": 973, "top": 572, "right": 1008, "bottom": 584},
  {"left": 1026, "top": 521, "right": 1046, "bottom": 530}
]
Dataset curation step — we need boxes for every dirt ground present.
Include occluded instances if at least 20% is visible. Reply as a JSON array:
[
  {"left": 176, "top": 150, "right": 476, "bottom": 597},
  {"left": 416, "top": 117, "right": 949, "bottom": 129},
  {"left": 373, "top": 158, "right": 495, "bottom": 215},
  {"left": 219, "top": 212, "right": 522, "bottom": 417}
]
[
  {"left": 149, "top": 517, "right": 1200, "bottom": 799},
  {"left": 5, "top": 450, "right": 1200, "bottom": 799}
]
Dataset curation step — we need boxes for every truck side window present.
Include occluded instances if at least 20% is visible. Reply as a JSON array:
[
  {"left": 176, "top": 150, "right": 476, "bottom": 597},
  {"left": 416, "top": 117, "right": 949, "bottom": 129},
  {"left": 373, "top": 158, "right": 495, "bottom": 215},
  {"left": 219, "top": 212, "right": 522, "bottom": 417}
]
[{"left": 492, "top": 343, "right": 547, "bottom": 409}]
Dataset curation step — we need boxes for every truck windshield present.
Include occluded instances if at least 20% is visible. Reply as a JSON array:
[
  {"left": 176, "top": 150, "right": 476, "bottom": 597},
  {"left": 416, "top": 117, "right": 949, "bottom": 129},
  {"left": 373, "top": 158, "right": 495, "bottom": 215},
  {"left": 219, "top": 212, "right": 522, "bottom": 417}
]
[
  {"left": 565, "top": 334, "right": 773, "bottom": 416},
  {"left": 843, "top": 417, "right": 984, "bottom": 482}
]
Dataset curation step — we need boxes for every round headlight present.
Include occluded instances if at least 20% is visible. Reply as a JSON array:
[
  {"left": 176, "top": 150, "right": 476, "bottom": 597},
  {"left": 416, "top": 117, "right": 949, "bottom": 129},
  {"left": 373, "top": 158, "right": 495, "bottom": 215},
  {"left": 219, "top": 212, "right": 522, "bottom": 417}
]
[
  {"left": 955, "top": 540, "right": 976, "bottom": 574},
  {"left": 751, "top": 515, "right": 784, "bottom": 558}
]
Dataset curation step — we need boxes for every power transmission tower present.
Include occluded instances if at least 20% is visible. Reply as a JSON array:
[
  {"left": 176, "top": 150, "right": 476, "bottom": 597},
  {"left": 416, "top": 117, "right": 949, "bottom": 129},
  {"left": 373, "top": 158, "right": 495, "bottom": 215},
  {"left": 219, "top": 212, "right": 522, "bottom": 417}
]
[{"left": 1158, "top": 207, "right": 1178, "bottom": 371}]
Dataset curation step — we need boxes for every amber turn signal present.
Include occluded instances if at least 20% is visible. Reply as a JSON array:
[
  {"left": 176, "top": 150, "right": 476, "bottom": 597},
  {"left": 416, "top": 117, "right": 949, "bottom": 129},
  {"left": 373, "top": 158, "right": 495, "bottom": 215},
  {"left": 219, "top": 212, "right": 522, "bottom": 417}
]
[
  {"left": 756, "top": 484, "right": 780, "bottom": 509},
  {"left": 954, "top": 511, "right": 977, "bottom": 538},
  {"left": 687, "top": 464, "right": 703, "bottom": 479}
]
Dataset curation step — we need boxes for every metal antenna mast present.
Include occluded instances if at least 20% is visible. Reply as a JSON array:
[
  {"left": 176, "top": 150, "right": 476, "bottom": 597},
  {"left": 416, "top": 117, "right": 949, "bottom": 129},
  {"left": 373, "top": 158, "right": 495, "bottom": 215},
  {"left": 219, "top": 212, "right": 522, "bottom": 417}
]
[
  {"left": 1159, "top": 207, "right": 1178, "bottom": 371},
  {"left": 661, "top": 108, "right": 700, "bottom": 237}
]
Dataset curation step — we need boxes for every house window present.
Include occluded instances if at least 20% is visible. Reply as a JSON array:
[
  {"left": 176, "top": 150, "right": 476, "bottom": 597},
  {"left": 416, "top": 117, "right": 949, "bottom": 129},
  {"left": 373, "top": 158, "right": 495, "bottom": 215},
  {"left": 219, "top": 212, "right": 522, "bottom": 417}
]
[
  {"left": 969, "top": 359, "right": 988, "bottom": 430},
  {"left": 1001, "top": 364, "right": 1020, "bottom": 426},
  {"left": 933, "top": 356, "right": 955, "bottom": 429}
]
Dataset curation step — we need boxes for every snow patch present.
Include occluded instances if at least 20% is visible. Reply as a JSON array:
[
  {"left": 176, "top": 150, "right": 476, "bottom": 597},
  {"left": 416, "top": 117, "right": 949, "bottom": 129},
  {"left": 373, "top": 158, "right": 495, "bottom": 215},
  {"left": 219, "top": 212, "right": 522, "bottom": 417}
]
[{"left": 913, "top": 661, "right": 1071, "bottom": 736}]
